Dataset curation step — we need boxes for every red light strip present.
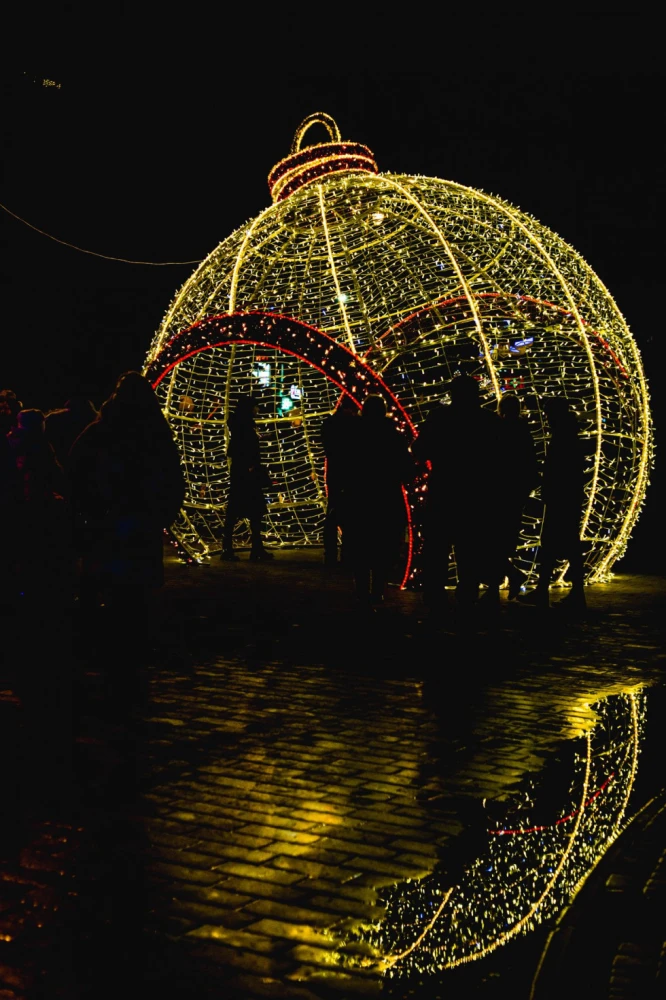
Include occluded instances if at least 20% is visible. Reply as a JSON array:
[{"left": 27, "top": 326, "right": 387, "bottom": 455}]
[
  {"left": 158, "top": 310, "right": 417, "bottom": 435},
  {"left": 400, "top": 485, "right": 414, "bottom": 590},
  {"left": 367, "top": 292, "right": 629, "bottom": 378}
]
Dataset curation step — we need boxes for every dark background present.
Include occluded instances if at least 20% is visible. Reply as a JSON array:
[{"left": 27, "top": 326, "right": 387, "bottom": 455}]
[{"left": 1, "top": 13, "right": 663, "bottom": 569}]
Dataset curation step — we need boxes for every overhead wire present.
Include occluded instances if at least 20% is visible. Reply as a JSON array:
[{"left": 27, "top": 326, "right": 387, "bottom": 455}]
[{"left": 0, "top": 199, "right": 202, "bottom": 265}]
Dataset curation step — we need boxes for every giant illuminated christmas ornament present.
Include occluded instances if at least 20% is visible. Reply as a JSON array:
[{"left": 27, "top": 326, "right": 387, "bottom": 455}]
[{"left": 144, "top": 112, "right": 652, "bottom": 584}]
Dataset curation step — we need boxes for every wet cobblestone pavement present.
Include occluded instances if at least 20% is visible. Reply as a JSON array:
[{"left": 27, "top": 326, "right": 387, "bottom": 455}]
[{"left": 1, "top": 550, "right": 664, "bottom": 998}]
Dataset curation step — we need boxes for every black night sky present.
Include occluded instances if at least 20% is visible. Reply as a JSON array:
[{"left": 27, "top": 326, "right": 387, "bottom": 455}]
[{"left": 1, "top": 14, "right": 664, "bottom": 568}]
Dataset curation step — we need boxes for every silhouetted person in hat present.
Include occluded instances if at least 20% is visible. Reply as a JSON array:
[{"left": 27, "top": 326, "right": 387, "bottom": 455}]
[
  {"left": 493, "top": 393, "right": 538, "bottom": 598},
  {"left": 524, "top": 397, "right": 587, "bottom": 611},
  {"left": 413, "top": 375, "right": 501, "bottom": 611},
  {"left": 221, "top": 396, "right": 273, "bottom": 561},
  {"left": 341, "top": 394, "right": 414, "bottom": 604},
  {"left": 321, "top": 392, "right": 360, "bottom": 566}
]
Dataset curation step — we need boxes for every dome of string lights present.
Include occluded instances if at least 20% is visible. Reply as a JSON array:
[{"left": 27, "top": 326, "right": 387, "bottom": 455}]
[{"left": 145, "top": 112, "right": 652, "bottom": 584}]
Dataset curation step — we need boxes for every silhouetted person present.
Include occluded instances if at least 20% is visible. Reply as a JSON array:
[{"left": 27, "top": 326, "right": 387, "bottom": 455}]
[
  {"left": 0, "top": 388, "right": 22, "bottom": 428},
  {"left": 342, "top": 394, "right": 414, "bottom": 605},
  {"left": 221, "top": 396, "right": 273, "bottom": 561},
  {"left": 494, "top": 393, "right": 538, "bottom": 598},
  {"left": 0, "top": 393, "right": 21, "bottom": 608},
  {"left": 413, "top": 375, "right": 501, "bottom": 611},
  {"left": 320, "top": 393, "right": 360, "bottom": 566},
  {"left": 46, "top": 393, "right": 98, "bottom": 466},
  {"left": 7, "top": 408, "right": 69, "bottom": 603},
  {"left": 69, "top": 372, "right": 185, "bottom": 622},
  {"left": 525, "top": 397, "right": 587, "bottom": 611}
]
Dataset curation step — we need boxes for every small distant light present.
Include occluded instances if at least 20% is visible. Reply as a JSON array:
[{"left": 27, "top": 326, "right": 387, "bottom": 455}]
[
  {"left": 372, "top": 212, "right": 385, "bottom": 223},
  {"left": 338, "top": 292, "right": 349, "bottom": 303}
]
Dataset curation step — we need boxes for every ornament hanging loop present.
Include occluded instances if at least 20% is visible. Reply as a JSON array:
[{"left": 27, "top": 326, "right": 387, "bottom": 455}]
[{"left": 291, "top": 113, "right": 342, "bottom": 153}]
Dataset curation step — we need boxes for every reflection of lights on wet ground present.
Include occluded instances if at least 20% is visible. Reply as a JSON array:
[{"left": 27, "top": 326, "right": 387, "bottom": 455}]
[{"left": 364, "top": 690, "right": 645, "bottom": 978}]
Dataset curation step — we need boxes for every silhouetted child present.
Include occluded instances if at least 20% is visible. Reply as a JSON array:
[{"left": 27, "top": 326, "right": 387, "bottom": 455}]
[{"left": 221, "top": 396, "right": 273, "bottom": 561}]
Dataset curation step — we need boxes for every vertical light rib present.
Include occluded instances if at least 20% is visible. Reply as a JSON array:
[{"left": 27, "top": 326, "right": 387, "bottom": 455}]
[
  {"left": 317, "top": 184, "right": 356, "bottom": 353},
  {"left": 380, "top": 175, "right": 501, "bottom": 399}
]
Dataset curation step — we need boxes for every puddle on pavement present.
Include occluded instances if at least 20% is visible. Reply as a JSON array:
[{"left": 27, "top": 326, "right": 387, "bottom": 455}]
[{"left": 357, "top": 686, "right": 648, "bottom": 988}]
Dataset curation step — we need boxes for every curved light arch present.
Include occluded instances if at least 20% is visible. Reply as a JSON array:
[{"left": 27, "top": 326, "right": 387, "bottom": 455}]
[{"left": 147, "top": 311, "right": 416, "bottom": 582}]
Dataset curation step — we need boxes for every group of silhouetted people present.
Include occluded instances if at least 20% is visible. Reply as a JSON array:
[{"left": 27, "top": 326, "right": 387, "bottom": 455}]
[
  {"left": 0, "top": 373, "right": 185, "bottom": 626},
  {"left": 1, "top": 373, "right": 589, "bottom": 625},
  {"left": 320, "top": 375, "right": 588, "bottom": 613}
]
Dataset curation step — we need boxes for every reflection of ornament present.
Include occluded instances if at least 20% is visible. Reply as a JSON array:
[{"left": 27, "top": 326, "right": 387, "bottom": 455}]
[
  {"left": 146, "top": 113, "right": 651, "bottom": 581},
  {"left": 367, "top": 689, "right": 645, "bottom": 976}
]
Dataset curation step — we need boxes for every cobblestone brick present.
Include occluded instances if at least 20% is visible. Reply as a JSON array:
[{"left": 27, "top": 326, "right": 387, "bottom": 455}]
[
  {"left": 268, "top": 857, "right": 362, "bottom": 883},
  {"left": 243, "top": 900, "right": 341, "bottom": 928},
  {"left": 315, "top": 838, "right": 395, "bottom": 860},
  {"left": 216, "top": 877, "right": 305, "bottom": 902},
  {"left": 303, "top": 880, "right": 382, "bottom": 904},
  {"left": 173, "top": 905, "right": 254, "bottom": 930},
  {"left": 389, "top": 838, "right": 439, "bottom": 855},
  {"left": 186, "top": 924, "right": 280, "bottom": 953},
  {"left": 194, "top": 830, "right": 274, "bottom": 850},
  {"left": 153, "top": 847, "right": 221, "bottom": 869},
  {"left": 180, "top": 885, "right": 254, "bottom": 907},
  {"left": 287, "top": 965, "right": 382, "bottom": 995},
  {"left": 240, "top": 826, "right": 320, "bottom": 844},
  {"left": 247, "top": 919, "right": 344, "bottom": 947},
  {"left": 215, "top": 863, "right": 304, "bottom": 885},
  {"left": 184, "top": 942, "right": 285, "bottom": 977},
  {"left": 147, "top": 863, "right": 223, "bottom": 885},
  {"left": 346, "top": 857, "right": 432, "bottom": 879},
  {"left": 170, "top": 810, "right": 235, "bottom": 831},
  {"left": 308, "top": 894, "right": 385, "bottom": 921}
]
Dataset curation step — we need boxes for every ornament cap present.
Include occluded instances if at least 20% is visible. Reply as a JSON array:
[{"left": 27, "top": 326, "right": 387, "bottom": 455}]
[{"left": 268, "top": 113, "right": 378, "bottom": 203}]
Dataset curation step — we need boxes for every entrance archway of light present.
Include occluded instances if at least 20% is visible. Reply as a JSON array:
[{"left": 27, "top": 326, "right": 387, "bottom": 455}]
[{"left": 146, "top": 312, "right": 417, "bottom": 582}]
